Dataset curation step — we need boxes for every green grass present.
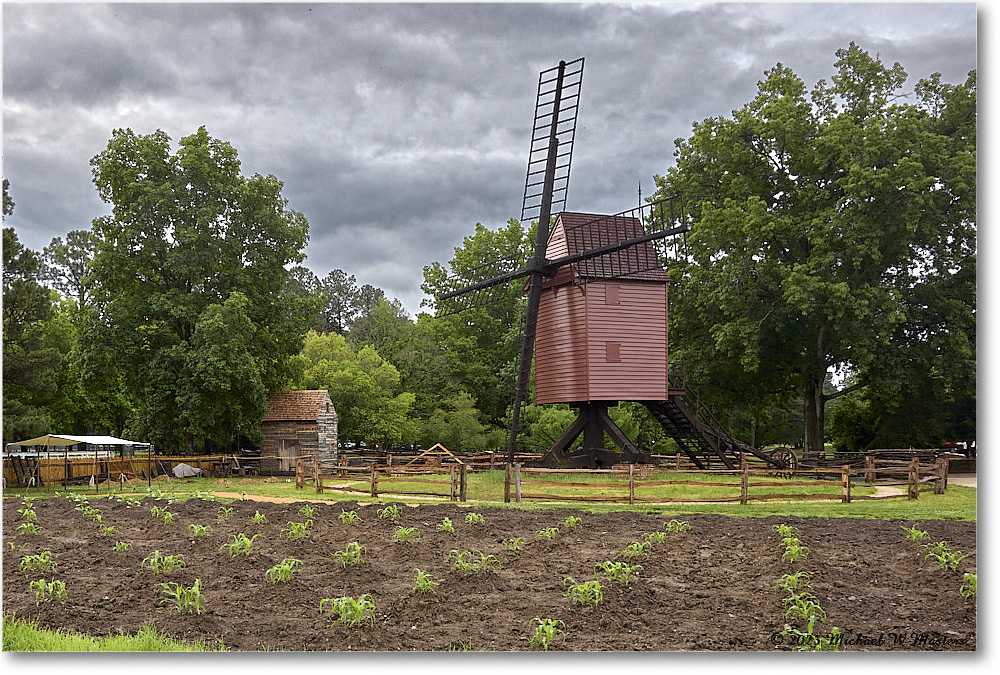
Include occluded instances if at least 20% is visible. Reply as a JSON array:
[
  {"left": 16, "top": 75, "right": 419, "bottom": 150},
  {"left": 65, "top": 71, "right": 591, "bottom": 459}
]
[
  {"left": 3, "top": 613, "right": 226, "bottom": 651},
  {"left": 3, "top": 473, "right": 976, "bottom": 522}
]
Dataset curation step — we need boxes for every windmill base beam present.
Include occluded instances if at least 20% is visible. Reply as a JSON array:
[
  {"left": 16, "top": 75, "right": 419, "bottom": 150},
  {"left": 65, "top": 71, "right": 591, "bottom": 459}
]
[{"left": 539, "top": 402, "right": 650, "bottom": 469}]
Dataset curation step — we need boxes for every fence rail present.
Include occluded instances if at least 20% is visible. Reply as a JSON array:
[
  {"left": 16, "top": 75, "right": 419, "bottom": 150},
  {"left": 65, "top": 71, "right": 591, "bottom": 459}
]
[
  {"left": 292, "top": 455, "right": 949, "bottom": 506},
  {"left": 296, "top": 456, "right": 469, "bottom": 502}
]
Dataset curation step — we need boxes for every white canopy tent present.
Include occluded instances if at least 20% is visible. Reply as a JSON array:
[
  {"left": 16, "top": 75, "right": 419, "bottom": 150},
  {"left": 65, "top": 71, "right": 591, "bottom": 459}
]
[{"left": 10, "top": 434, "right": 146, "bottom": 448}]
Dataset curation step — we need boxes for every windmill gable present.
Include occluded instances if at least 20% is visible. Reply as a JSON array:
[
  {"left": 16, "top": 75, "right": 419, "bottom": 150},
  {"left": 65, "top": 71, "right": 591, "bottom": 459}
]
[{"left": 260, "top": 390, "right": 338, "bottom": 471}]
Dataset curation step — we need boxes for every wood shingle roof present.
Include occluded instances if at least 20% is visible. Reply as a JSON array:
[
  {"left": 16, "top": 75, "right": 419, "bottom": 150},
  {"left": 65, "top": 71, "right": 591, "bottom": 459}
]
[{"left": 262, "top": 390, "right": 332, "bottom": 422}]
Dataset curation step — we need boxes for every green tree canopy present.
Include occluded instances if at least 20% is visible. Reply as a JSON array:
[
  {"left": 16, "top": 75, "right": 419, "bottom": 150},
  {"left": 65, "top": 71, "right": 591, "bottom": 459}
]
[
  {"left": 421, "top": 218, "right": 532, "bottom": 426},
  {"left": 87, "top": 126, "right": 315, "bottom": 451},
  {"left": 3, "top": 225, "right": 61, "bottom": 440},
  {"left": 655, "top": 44, "right": 975, "bottom": 453},
  {"left": 295, "top": 331, "right": 416, "bottom": 448}
]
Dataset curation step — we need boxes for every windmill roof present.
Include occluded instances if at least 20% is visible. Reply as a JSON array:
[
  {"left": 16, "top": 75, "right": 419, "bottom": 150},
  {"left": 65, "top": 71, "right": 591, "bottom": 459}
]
[
  {"left": 262, "top": 390, "right": 332, "bottom": 422},
  {"left": 552, "top": 212, "right": 670, "bottom": 282}
]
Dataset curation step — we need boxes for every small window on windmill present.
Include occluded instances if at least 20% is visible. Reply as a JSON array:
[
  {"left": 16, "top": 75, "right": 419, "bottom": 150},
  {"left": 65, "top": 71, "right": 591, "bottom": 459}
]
[
  {"left": 606, "top": 284, "right": 620, "bottom": 305},
  {"left": 606, "top": 341, "right": 621, "bottom": 363}
]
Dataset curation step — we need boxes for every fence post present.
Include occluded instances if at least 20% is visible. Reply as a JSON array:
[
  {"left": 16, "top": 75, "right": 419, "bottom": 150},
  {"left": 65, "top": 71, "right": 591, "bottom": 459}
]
[
  {"left": 515, "top": 462, "right": 522, "bottom": 504},
  {"left": 934, "top": 457, "right": 948, "bottom": 494},
  {"left": 628, "top": 464, "right": 635, "bottom": 505},
  {"left": 841, "top": 464, "right": 851, "bottom": 503},
  {"left": 907, "top": 457, "right": 919, "bottom": 500},
  {"left": 313, "top": 456, "right": 322, "bottom": 493},
  {"left": 739, "top": 456, "right": 749, "bottom": 505},
  {"left": 370, "top": 466, "right": 379, "bottom": 498},
  {"left": 864, "top": 454, "right": 875, "bottom": 483},
  {"left": 295, "top": 458, "right": 303, "bottom": 489},
  {"left": 460, "top": 463, "right": 468, "bottom": 503},
  {"left": 450, "top": 465, "right": 458, "bottom": 501}
]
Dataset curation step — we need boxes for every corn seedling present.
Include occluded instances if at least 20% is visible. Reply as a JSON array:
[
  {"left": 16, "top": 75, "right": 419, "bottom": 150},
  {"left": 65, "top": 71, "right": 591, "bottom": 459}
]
[
  {"left": 194, "top": 490, "right": 217, "bottom": 502},
  {"left": 114, "top": 541, "right": 132, "bottom": 552},
  {"left": 251, "top": 510, "right": 268, "bottom": 525},
  {"left": 924, "top": 544, "right": 969, "bottom": 571},
  {"left": 901, "top": 525, "right": 929, "bottom": 542},
  {"left": 393, "top": 526, "right": 421, "bottom": 544},
  {"left": 141, "top": 550, "right": 186, "bottom": 574},
  {"left": 776, "top": 571, "right": 812, "bottom": 594},
  {"left": 16, "top": 522, "right": 42, "bottom": 535},
  {"left": 220, "top": 532, "right": 259, "bottom": 558},
  {"left": 562, "top": 516, "right": 582, "bottom": 529},
  {"left": 30, "top": 579, "right": 67, "bottom": 605},
  {"left": 19, "top": 551, "right": 57, "bottom": 576},
  {"left": 331, "top": 541, "right": 366, "bottom": 567},
  {"left": 149, "top": 505, "right": 175, "bottom": 524},
  {"left": 158, "top": 579, "right": 205, "bottom": 614},
  {"left": 339, "top": 510, "right": 362, "bottom": 525},
  {"left": 17, "top": 506, "right": 37, "bottom": 522},
  {"left": 299, "top": 504, "right": 317, "bottom": 520},
  {"left": 563, "top": 577, "right": 603, "bottom": 607},
  {"left": 619, "top": 541, "right": 652, "bottom": 559},
  {"left": 783, "top": 591, "right": 827, "bottom": 624},
  {"left": 447, "top": 549, "right": 500, "bottom": 574},
  {"left": 412, "top": 568, "right": 440, "bottom": 595},
  {"left": 465, "top": 512, "right": 485, "bottom": 525},
  {"left": 960, "top": 573, "right": 977, "bottom": 600},
  {"left": 644, "top": 531, "right": 666, "bottom": 545},
  {"left": 319, "top": 595, "right": 376, "bottom": 627},
  {"left": 502, "top": 537, "right": 523, "bottom": 552},
  {"left": 188, "top": 523, "right": 212, "bottom": 538},
  {"left": 265, "top": 558, "right": 302, "bottom": 584},
  {"left": 664, "top": 519, "right": 691, "bottom": 532},
  {"left": 536, "top": 527, "right": 559, "bottom": 540},
  {"left": 116, "top": 495, "right": 142, "bottom": 509},
  {"left": 79, "top": 505, "right": 103, "bottom": 522},
  {"left": 217, "top": 506, "right": 234, "bottom": 520},
  {"left": 437, "top": 517, "right": 455, "bottom": 533},
  {"left": 377, "top": 504, "right": 402, "bottom": 521},
  {"left": 596, "top": 560, "right": 642, "bottom": 585},
  {"left": 21, "top": 497, "right": 35, "bottom": 509},
  {"left": 781, "top": 622, "right": 841, "bottom": 652},
  {"left": 281, "top": 520, "right": 313, "bottom": 541},
  {"left": 527, "top": 618, "right": 565, "bottom": 651},
  {"left": 773, "top": 523, "right": 796, "bottom": 538},
  {"left": 99, "top": 525, "right": 118, "bottom": 536}
]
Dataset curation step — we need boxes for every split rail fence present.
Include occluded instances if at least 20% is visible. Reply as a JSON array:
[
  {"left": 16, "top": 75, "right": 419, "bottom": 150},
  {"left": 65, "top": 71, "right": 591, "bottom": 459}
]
[
  {"left": 294, "top": 455, "right": 949, "bottom": 506},
  {"left": 296, "top": 456, "right": 470, "bottom": 502}
]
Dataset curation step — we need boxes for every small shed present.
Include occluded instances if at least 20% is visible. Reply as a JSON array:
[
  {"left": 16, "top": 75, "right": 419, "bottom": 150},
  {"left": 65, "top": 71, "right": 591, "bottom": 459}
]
[
  {"left": 535, "top": 211, "right": 670, "bottom": 404},
  {"left": 260, "top": 390, "right": 338, "bottom": 471}
]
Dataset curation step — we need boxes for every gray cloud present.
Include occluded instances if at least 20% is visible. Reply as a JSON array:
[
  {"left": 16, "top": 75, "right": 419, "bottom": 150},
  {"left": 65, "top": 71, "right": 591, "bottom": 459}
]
[{"left": 3, "top": 2, "right": 978, "bottom": 316}]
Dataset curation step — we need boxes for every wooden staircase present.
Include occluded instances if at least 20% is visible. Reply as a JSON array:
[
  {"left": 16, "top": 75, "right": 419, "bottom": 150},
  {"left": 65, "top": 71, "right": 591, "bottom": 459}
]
[{"left": 642, "top": 370, "right": 774, "bottom": 469}]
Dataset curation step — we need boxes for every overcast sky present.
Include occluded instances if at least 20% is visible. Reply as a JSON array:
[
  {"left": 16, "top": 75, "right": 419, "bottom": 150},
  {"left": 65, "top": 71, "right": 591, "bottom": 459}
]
[{"left": 2, "top": 2, "right": 979, "bottom": 316}]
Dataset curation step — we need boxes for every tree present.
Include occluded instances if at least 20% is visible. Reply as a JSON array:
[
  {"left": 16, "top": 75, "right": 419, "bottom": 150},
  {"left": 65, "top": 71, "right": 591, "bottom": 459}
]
[
  {"left": 3, "top": 217, "right": 61, "bottom": 440},
  {"left": 87, "top": 126, "right": 315, "bottom": 452},
  {"left": 655, "top": 44, "right": 975, "bottom": 453},
  {"left": 421, "top": 218, "right": 532, "bottom": 426},
  {"left": 42, "top": 230, "right": 96, "bottom": 316},
  {"left": 420, "top": 391, "right": 503, "bottom": 454},
  {"left": 295, "top": 331, "right": 415, "bottom": 448}
]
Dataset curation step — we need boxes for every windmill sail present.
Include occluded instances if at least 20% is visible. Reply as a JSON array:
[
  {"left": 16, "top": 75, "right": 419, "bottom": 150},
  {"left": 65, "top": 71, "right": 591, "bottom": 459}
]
[{"left": 521, "top": 57, "right": 584, "bottom": 223}]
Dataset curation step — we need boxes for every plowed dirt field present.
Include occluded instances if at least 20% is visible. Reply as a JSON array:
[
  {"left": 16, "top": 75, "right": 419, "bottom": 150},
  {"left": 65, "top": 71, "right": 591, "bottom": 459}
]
[{"left": 3, "top": 496, "right": 976, "bottom": 651}]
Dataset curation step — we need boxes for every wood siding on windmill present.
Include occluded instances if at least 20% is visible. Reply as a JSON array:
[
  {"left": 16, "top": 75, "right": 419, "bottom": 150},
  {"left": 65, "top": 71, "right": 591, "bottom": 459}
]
[
  {"left": 260, "top": 390, "right": 338, "bottom": 471},
  {"left": 534, "top": 212, "right": 670, "bottom": 404}
]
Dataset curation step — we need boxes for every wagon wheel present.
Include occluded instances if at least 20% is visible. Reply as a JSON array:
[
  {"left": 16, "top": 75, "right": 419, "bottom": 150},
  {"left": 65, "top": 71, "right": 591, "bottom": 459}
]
[{"left": 769, "top": 447, "right": 798, "bottom": 477}]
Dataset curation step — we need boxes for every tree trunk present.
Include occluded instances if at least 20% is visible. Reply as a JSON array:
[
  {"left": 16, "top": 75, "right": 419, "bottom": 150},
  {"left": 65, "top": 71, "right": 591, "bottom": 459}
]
[{"left": 802, "top": 377, "right": 825, "bottom": 456}]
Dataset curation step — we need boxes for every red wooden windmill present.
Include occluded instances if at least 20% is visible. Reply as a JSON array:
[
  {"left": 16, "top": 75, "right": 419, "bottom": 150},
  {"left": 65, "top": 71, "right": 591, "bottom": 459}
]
[{"left": 437, "top": 59, "right": 786, "bottom": 470}]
